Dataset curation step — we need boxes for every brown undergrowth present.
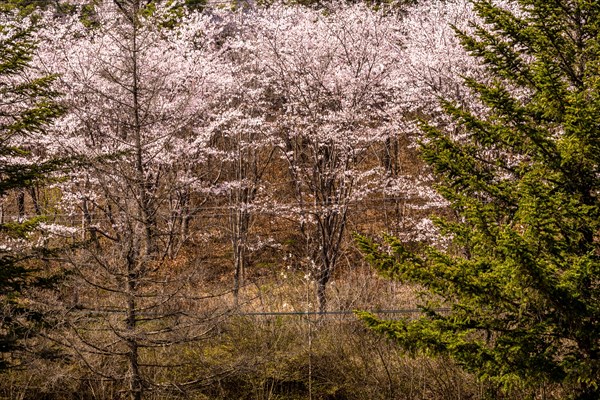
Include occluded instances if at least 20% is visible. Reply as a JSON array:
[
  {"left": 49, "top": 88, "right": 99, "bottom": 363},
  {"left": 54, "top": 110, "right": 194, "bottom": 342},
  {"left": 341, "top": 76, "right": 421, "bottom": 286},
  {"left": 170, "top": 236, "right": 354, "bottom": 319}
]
[{"left": 0, "top": 264, "right": 564, "bottom": 400}]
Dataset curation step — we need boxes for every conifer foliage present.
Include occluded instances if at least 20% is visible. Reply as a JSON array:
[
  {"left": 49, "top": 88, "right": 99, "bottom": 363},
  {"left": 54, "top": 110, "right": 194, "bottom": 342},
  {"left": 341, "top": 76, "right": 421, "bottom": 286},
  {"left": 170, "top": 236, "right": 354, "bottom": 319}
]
[
  {"left": 357, "top": 1, "right": 600, "bottom": 397},
  {"left": 0, "top": 11, "right": 64, "bottom": 369}
]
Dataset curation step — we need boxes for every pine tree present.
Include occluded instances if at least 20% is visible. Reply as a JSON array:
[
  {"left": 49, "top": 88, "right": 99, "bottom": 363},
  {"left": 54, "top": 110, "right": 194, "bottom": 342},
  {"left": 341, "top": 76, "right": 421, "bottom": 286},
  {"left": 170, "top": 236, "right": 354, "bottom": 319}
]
[
  {"left": 357, "top": 1, "right": 600, "bottom": 398},
  {"left": 0, "top": 11, "right": 64, "bottom": 370}
]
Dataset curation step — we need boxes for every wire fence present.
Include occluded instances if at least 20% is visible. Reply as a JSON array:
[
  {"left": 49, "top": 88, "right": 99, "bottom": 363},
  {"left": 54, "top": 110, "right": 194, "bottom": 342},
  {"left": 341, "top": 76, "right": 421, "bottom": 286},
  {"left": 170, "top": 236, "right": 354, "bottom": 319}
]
[
  {"left": 65, "top": 307, "right": 451, "bottom": 318},
  {"left": 238, "top": 308, "right": 450, "bottom": 317}
]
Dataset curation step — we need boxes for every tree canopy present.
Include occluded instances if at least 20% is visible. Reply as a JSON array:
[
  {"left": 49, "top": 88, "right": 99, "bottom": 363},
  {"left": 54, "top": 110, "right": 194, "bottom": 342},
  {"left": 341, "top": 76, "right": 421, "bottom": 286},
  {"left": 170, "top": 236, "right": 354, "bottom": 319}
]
[
  {"left": 0, "top": 10, "right": 64, "bottom": 370},
  {"left": 357, "top": 0, "right": 600, "bottom": 398}
]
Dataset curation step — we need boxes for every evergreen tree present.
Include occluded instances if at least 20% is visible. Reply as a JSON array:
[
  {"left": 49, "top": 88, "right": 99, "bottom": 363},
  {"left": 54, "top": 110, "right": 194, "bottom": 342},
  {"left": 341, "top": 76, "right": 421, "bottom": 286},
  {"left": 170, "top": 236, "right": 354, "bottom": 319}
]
[
  {"left": 0, "top": 11, "right": 64, "bottom": 370},
  {"left": 357, "top": 1, "right": 600, "bottom": 398}
]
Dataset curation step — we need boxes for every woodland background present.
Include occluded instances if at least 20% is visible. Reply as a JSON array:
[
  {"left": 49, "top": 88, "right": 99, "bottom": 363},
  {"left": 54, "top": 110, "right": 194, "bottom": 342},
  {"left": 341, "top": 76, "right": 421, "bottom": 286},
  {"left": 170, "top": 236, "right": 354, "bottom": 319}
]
[{"left": 0, "top": 0, "right": 594, "bottom": 399}]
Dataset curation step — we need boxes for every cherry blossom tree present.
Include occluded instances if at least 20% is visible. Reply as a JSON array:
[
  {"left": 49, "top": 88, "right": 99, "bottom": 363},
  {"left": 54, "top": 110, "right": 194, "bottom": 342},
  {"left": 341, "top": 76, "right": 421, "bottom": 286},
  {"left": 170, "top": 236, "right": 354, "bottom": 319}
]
[
  {"left": 36, "top": 2, "right": 228, "bottom": 398},
  {"left": 380, "top": 0, "right": 524, "bottom": 246},
  {"left": 206, "top": 78, "right": 277, "bottom": 306},
  {"left": 398, "top": 0, "right": 482, "bottom": 115},
  {"left": 373, "top": 0, "right": 486, "bottom": 243},
  {"left": 232, "top": 3, "right": 406, "bottom": 313}
]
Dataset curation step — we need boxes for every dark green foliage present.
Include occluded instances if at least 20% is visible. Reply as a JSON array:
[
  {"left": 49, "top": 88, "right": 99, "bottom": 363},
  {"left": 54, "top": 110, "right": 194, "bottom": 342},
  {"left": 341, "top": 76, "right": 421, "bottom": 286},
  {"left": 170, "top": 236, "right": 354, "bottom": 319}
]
[
  {"left": 357, "top": 1, "right": 600, "bottom": 398},
  {"left": 0, "top": 10, "right": 65, "bottom": 370}
]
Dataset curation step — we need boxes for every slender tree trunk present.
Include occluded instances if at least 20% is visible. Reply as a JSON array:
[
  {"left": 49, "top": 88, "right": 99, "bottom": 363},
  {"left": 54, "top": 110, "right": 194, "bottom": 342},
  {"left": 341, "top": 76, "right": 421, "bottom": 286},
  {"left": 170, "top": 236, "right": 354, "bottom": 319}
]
[
  {"left": 232, "top": 194, "right": 250, "bottom": 307},
  {"left": 17, "top": 189, "right": 25, "bottom": 221},
  {"left": 179, "top": 188, "right": 191, "bottom": 255},
  {"left": 129, "top": 0, "right": 155, "bottom": 259},
  {"left": 315, "top": 201, "right": 348, "bottom": 314},
  {"left": 82, "top": 198, "right": 98, "bottom": 245},
  {"left": 29, "top": 187, "right": 41, "bottom": 215},
  {"left": 316, "top": 268, "right": 329, "bottom": 314},
  {"left": 126, "top": 3, "right": 145, "bottom": 398},
  {"left": 125, "top": 249, "right": 142, "bottom": 400}
]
